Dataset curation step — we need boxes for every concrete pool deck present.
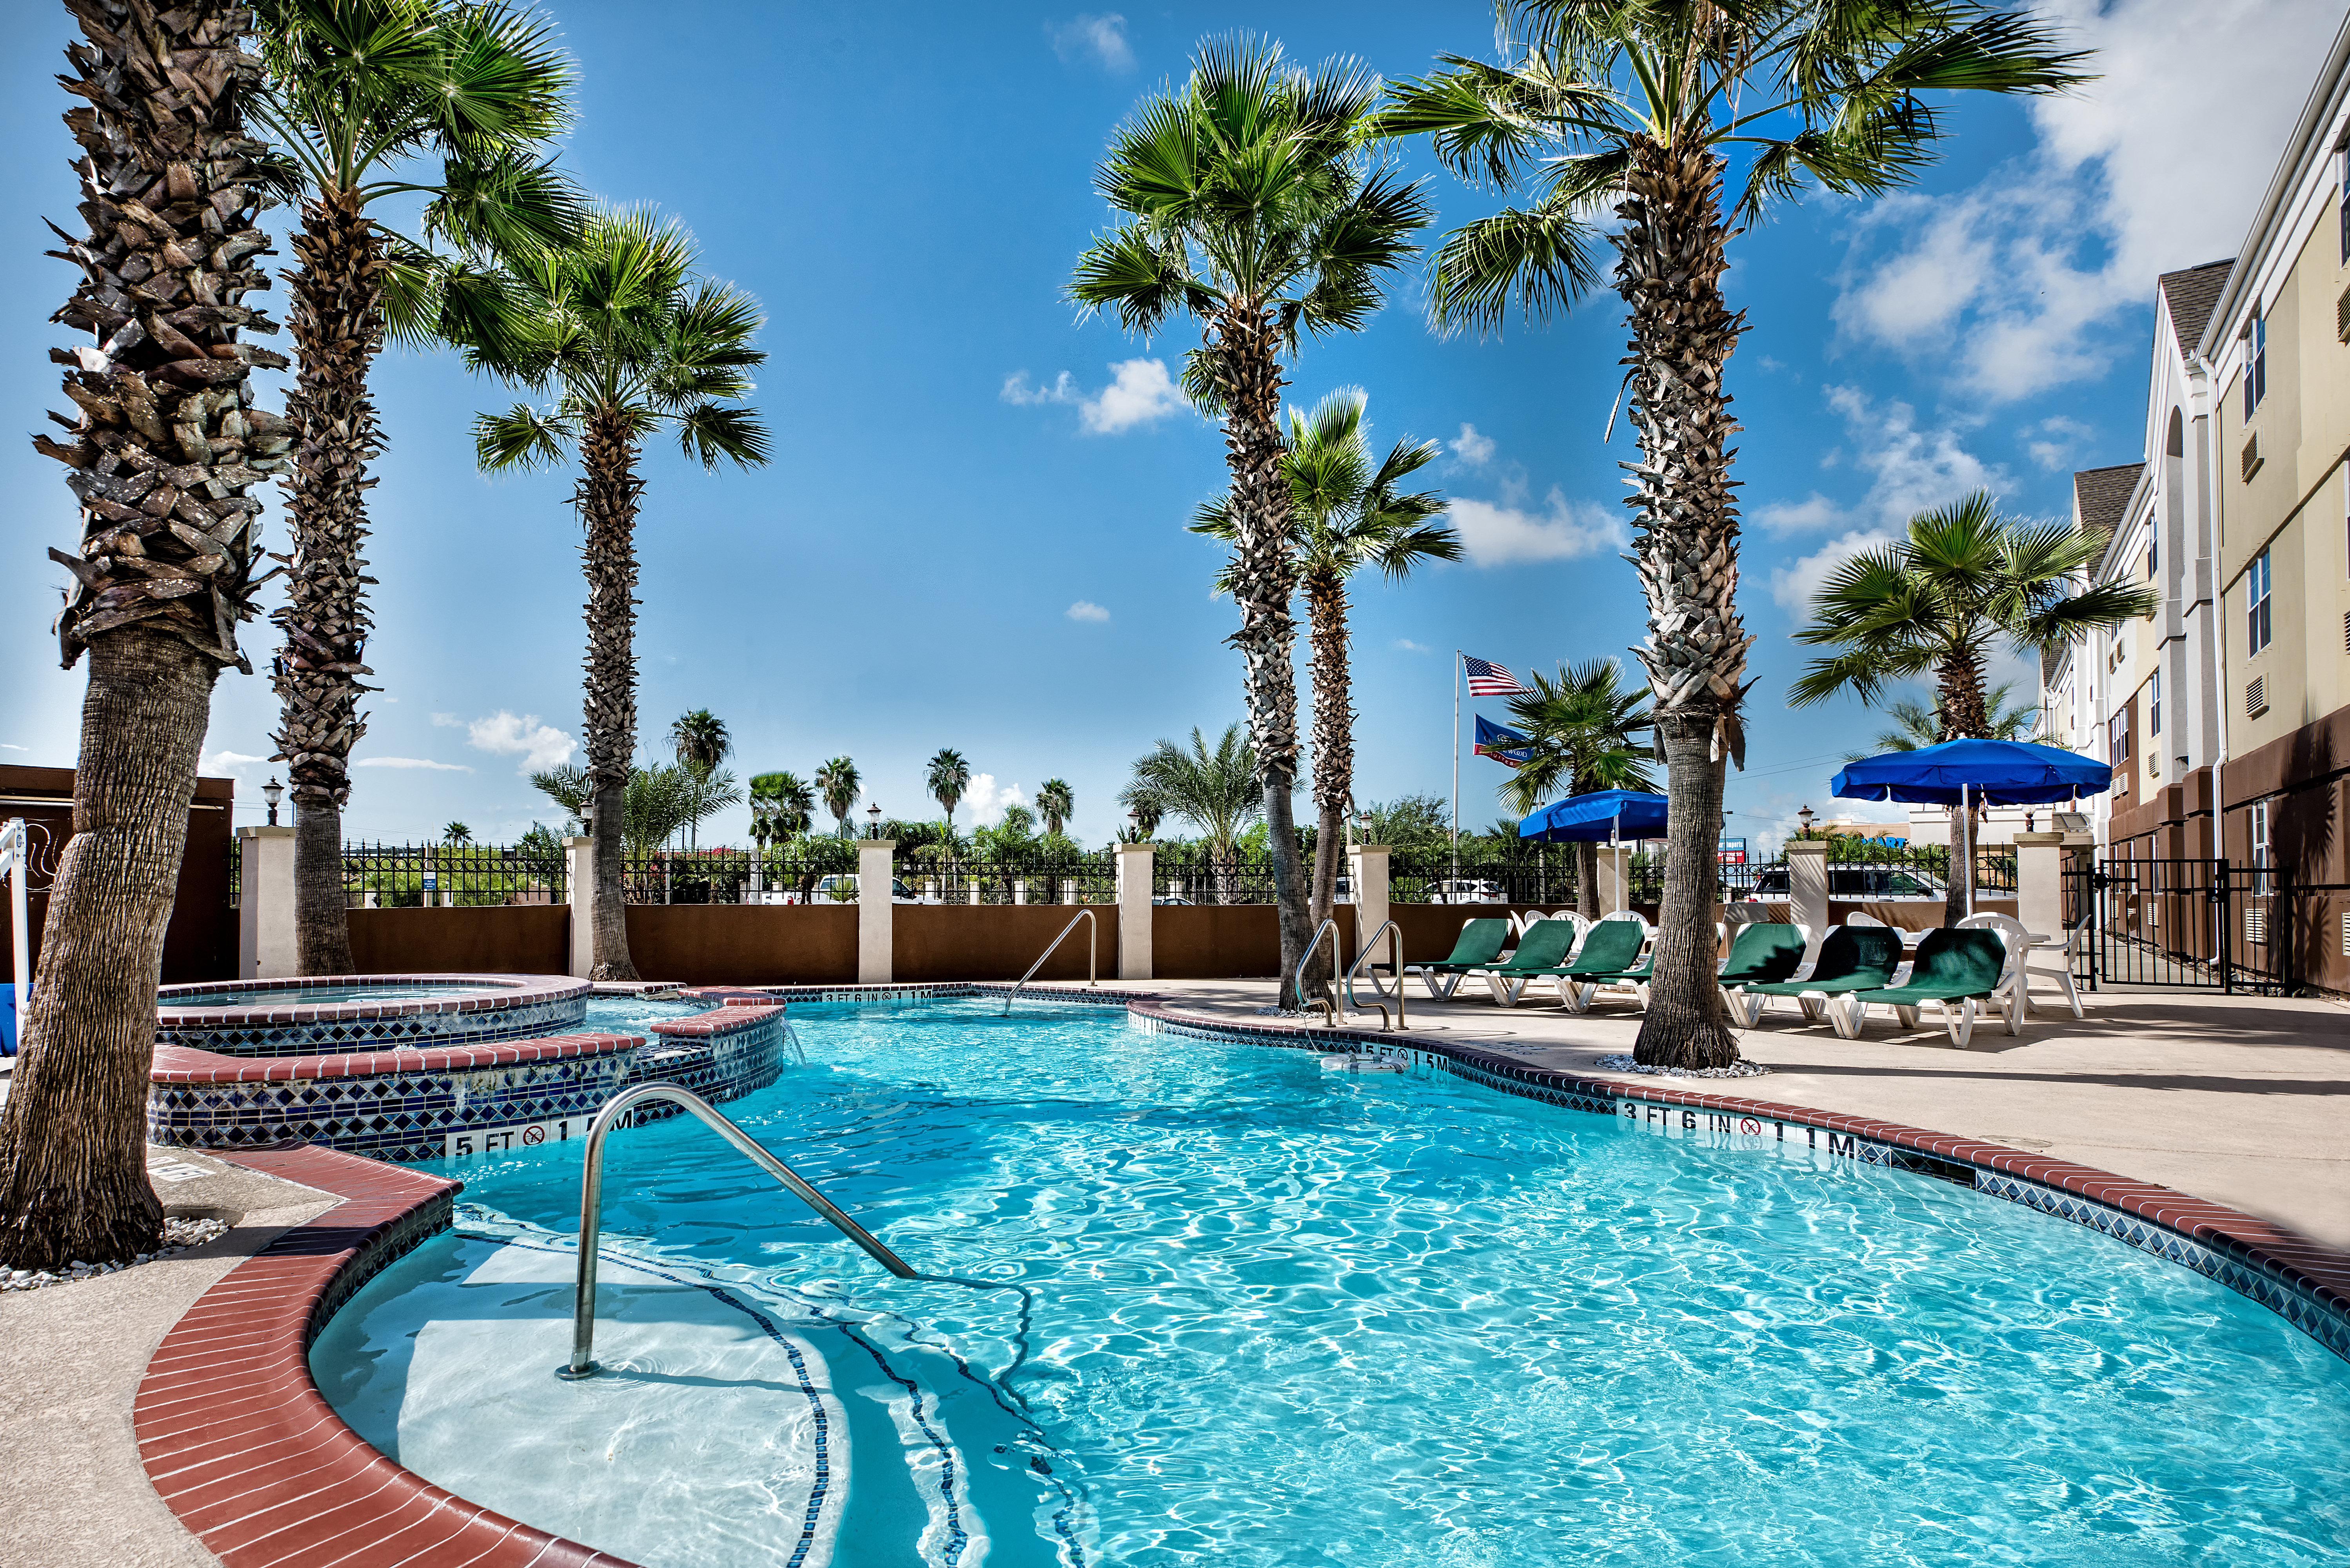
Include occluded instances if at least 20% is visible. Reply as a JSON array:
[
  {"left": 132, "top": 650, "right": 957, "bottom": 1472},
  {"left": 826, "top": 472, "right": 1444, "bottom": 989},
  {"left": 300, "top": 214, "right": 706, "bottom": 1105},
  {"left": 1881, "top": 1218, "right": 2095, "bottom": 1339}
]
[{"left": 1119, "top": 976, "right": 2350, "bottom": 1253}]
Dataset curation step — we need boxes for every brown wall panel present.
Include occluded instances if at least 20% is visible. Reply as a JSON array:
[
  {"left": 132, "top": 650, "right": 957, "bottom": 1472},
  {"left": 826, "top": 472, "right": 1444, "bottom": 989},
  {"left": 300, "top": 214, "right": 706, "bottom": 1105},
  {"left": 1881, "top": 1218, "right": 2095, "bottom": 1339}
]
[
  {"left": 892, "top": 904, "right": 1117, "bottom": 984},
  {"left": 1152, "top": 905, "right": 1286, "bottom": 978},
  {"left": 2, "top": 765, "right": 234, "bottom": 984},
  {"left": 347, "top": 906, "right": 568, "bottom": 976},
  {"left": 626, "top": 905, "right": 859, "bottom": 986}
]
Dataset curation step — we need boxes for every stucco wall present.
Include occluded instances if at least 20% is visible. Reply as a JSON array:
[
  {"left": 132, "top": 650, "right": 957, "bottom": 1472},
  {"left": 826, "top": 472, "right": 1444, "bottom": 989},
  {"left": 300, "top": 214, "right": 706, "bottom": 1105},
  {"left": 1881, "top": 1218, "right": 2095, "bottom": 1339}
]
[
  {"left": 892, "top": 904, "right": 1117, "bottom": 984},
  {"left": 347, "top": 906, "right": 569, "bottom": 976},
  {"left": 626, "top": 905, "right": 858, "bottom": 986}
]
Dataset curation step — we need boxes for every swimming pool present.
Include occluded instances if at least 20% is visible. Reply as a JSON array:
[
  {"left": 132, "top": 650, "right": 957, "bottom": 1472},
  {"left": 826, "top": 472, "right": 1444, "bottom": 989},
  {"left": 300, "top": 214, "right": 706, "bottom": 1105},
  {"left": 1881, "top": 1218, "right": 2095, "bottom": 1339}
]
[{"left": 311, "top": 996, "right": 2350, "bottom": 1567}]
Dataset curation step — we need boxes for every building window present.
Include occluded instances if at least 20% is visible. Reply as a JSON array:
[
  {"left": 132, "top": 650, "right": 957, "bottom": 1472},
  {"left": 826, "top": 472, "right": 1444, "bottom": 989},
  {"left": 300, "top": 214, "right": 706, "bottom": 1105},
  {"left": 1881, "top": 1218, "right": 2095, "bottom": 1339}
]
[
  {"left": 2146, "top": 533, "right": 2158, "bottom": 580},
  {"left": 2250, "top": 800, "right": 2271, "bottom": 895},
  {"left": 2244, "top": 307, "right": 2267, "bottom": 419},
  {"left": 2150, "top": 669, "right": 2162, "bottom": 737},
  {"left": 2341, "top": 147, "right": 2350, "bottom": 263},
  {"left": 2108, "top": 708, "right": 2130, "bottom": 766},
  {"left": 2248, "top": 548, "right": 2273, "bottom": 655}
]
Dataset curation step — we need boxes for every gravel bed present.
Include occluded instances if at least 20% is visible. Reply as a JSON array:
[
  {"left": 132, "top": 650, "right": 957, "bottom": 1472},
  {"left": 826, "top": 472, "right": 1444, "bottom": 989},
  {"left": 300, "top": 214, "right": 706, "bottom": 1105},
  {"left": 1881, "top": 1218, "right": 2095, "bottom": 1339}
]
[
  {"left": 1593, "top": 1053, "right": 1772, "bottom": 1080},
  {"left": 0, "top": 1216, "right": 229, "bottom": 1293}
]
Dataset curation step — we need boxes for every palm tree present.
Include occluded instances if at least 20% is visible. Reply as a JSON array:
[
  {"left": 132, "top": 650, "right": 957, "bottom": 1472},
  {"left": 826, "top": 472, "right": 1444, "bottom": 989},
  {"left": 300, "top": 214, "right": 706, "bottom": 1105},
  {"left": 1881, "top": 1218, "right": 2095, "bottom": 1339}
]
[
  {"left": 0, "top": 0, "right": 290, "bottom": 1271},
  {"left": 1074, "top": 37, "right": 1432, "bottom": 1009},
  {"left": 1383, "top": 3, "right": 2085, "bottom": 1068},
  {"left": 1792, "top": 491, "right": 2154, "bottom": 923},
  {"left": 1497, "top": 660, "right": 1656, "bottom": 918},
  {"left": 927, "top": 749, "right": 972, "bottom": 832},
  {"left": 250, "top": 0, "right": 578, "bottom": 977},
  {"left": 1036, "top": 778, "right": 1075, "bottom": 838},
  {"left": 667, "top": 709, "right": 730, "bottom": 849},
  {"left": 751, "top": 771, "right": 815, "bottom": 843},
  {"left": 442, "top": 821, "right": 473, "bottom": 845},
  {"left": 816, "top": 756, "right": 861, "bottom": 836},
  {"left": 1195, "top": 387, "right": 1456, "bottom": 932},
  {"left": 466, "top": 209, "right": 770, "bottom": 979},
  {"left": 1121, "top": 725, "right": 1262, "bottom": 902},
  {"left": 1852, "top": 683, "right": 2042, "bottom": 761}
]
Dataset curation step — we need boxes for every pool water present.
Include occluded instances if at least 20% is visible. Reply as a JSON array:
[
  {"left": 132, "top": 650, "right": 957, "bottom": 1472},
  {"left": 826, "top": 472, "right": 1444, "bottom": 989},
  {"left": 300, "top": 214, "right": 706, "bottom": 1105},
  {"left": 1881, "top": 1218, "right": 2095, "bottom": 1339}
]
[
  {"left": 312, "top": 998, "right": 2350, "bottom": 1568},
  {"left": 160, "top": 982, "right": 495, "bottom": 1007},
  {"left": 583, "top": 995, "right": 709, "bottom": 1033}
]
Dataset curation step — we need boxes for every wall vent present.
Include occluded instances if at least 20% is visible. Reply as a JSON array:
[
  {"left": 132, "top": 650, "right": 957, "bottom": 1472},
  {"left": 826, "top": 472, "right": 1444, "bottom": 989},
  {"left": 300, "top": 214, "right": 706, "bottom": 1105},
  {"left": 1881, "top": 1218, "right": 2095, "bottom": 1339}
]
[
  {"left": 2339, "top": 283, "right": 2350, "bottom": 342},
  {"left": 2340, "top": 910, "right": 2349, "bottom": 957},
  {"left": 2342, "top": 608, "right": 2349, "bottom": 654},
  {"left": 2246, "top": 906, "right": 2267, "bottom": 946},
  {"left": 2246, "top": 675, "right": 2267, "bottom": 716},
  {"left": 2241, "top": 434, "right": 2263, "bottom": 482}
]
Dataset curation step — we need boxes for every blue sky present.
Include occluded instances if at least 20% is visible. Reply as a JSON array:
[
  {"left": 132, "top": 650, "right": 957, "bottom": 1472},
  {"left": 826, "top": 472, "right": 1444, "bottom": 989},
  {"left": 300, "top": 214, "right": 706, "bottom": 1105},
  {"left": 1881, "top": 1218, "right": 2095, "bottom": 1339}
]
[{"left": 1, "top": 0, "right": 2337, "bottom": 850}]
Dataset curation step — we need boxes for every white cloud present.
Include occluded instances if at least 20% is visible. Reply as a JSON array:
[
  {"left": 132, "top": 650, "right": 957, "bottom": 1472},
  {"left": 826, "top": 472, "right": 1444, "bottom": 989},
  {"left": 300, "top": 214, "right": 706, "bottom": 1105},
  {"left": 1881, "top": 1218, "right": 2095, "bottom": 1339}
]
[
  {"left": 200, "top": 750, "right": 269, "bottom": 775},
  {"left": 965, "top": 774, "right": 1029, "bottom": 828},
  {"left": 1450, "top": 492, "right": 1623, "bottom": 566},
  {"left": 1394, "top": 638, "right": 1432, "bottom": 653},
  {"left": 353, "top": 756, "right": 474, "bottom": 772},
  {"left": 1763, "top": 385, "right": 2009, "bottom": 611},
  {"left": 1832, "top": 0, "right": 2341, "bottom": 399},
  {"left": 2022, "top": 414, "right": 2095, "bottom": 472},
  {"left": 447, "top": 710, "right": 575, "bottom": 773},
  {"left": 1047, "top": 13, "right": 1132, "bottom": 72},
  {"left": 1003, "top": 359, "right": 1189, "bottom": 434},
  {"left": 1066, "top": 600, "right": 1110, "bottom": 623},
  {"left": 0, "top": 744, "right": 25, "bottom": 753},
  {"left": 1000, "top": 370, "right": 1074, "bottom": 407},
  {"left": 1448, "top": 423, "right": 1496, "bottom": 466},
  {"left": 1079, "top": 358, "right": 1186, "bottom": 434}
]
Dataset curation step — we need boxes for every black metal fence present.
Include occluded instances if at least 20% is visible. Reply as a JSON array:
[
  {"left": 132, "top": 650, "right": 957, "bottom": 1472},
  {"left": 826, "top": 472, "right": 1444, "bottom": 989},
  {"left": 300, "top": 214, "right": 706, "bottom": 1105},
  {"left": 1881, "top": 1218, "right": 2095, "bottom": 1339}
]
[
  {"left": 1151, "top": 848, "right": 1279, "bottom": 905},
  {"left": 342, "top": 842, "right": 564, "bottom": 908},
  {"left": 898, "top": 851, "right": 1118, "bottom": 905}
]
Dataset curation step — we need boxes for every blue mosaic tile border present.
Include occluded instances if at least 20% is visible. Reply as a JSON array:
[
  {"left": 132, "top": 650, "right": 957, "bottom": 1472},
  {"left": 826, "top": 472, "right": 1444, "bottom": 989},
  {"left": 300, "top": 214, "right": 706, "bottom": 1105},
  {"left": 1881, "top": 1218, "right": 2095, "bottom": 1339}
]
[{"left": 157, "top": 994, "right": 589, "bottom": 1058}]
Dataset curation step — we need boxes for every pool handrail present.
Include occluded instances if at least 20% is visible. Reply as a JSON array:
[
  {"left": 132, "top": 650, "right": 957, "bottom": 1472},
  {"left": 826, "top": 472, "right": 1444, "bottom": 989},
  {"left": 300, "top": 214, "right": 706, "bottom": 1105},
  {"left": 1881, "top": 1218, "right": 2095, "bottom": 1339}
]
[
  {"left": 561, "top": 1082, "right": 915, "bottom": 1380},
  {"left": 1296, "top": 918, "right": 1340, "bottom": 1025},
  {"left": 1003, "top": 907, "right": 1096, "bottom": 1014},
  {"left": 1344, "top": 920, "right": 1406, "bottom": 1032}
]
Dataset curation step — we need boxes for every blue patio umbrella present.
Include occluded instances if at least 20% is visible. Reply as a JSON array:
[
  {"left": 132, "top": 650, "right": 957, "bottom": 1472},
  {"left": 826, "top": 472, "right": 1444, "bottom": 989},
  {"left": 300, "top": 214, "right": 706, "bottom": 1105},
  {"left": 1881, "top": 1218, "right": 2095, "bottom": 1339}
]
[
  {"left": 1830, "top": 739, "right": 2113, "bottom": 915},
  {"left": 1518, "top": 789, "right": 1670, "bottom": 844}
]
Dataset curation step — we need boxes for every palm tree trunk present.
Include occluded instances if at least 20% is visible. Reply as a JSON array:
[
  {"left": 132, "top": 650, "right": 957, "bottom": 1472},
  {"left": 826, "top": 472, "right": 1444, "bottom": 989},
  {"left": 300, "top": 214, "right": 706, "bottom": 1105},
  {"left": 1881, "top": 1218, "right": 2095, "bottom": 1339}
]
[
  {"left": 1304, "top": 567, "right": 1352, "bottom": 933},
  {"left": 3, "top": 0, "right": 285, "bottom": 1269},
  {"left": 1577, "top": 840, "right": 1600, "bottom": 920},
  {"left": 1937, "top": 652, "right": 1992, "bottom": 925},
  {"left": 1213, "top": 307, "right": 1317, "bottom": 1005},
  {"left": 275, "top": 194, "right": 385, "bottom": 975},
  {"left": 580, "top": 408, "right": 643, "bottom": 980},
  {"left": 1618, "top": 138, "right": 1750, "bottom": 1071}
]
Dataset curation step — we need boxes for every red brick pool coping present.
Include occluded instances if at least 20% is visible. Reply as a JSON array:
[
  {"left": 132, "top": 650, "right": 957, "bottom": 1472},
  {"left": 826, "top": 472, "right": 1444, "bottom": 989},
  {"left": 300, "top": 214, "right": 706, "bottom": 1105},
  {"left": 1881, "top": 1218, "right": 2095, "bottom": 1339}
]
[
  {"left": 155, "top": 974, "right": 589, "bottom": 1027},
  {"left": 151, "top": 1031, "right": 645, "bottom": 1084},
  {"left": 132, "top": 984, "right": 2349, "bottom": 1568}
]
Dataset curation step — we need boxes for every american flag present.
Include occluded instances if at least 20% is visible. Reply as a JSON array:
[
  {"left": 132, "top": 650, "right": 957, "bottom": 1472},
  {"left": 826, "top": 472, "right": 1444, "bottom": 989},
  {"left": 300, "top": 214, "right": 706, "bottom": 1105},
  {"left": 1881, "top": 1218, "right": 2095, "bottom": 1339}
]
[{"left": 1463, "top": 655, "right": 1527, "bottom": 697}]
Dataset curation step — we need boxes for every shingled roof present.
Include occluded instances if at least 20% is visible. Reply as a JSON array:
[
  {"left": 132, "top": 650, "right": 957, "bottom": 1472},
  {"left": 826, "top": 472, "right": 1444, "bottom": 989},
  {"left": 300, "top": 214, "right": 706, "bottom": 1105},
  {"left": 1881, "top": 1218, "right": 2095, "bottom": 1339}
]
[
  {"left": 2159, "top": 259, "right": 2234, "bottom": 355},
  {"left": 2073, "top": 463, "right": 2143, "bottom": 546}
]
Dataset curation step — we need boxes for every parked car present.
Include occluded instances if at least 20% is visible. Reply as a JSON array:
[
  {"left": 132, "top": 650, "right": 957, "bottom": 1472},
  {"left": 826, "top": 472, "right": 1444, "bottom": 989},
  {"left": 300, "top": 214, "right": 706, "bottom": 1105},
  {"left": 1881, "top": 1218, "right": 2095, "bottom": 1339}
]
[
  {"left": 1425, "top": 878, "right": 1505, "bottom": 904},
  {"left": 1749, "top": 864, "right": 1948, "bottom": 901}
]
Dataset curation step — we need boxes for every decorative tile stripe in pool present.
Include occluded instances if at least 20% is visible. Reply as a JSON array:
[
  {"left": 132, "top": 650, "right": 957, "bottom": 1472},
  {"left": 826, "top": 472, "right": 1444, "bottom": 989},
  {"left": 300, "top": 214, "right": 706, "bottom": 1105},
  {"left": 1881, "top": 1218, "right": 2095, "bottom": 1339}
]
[
  {"left": 156, "top": 973, "right": 589, "bottom": 1058},
  {"left": 148, "top": 1004, "right": 789, "bottom": 1165},
  {"left": 1129, "top": 1001, "right": 2350, "bottom": 1363},
  {"left": 133, "top": 1144, "right": 641, "bottom": 1568}
]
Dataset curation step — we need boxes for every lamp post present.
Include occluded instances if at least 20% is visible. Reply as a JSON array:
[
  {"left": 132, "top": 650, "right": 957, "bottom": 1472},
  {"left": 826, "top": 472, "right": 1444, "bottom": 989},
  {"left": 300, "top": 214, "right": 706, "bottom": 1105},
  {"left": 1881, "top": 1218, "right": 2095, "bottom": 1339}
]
[
  {"left": 866, "top": 803, "right": 881, "bottom": 840},
  {"left": 262, "top": 777, "right": 283, "bottom": 826},
  {"left": 1796, "top": 804, "right": 1814, "bottom": 842}
]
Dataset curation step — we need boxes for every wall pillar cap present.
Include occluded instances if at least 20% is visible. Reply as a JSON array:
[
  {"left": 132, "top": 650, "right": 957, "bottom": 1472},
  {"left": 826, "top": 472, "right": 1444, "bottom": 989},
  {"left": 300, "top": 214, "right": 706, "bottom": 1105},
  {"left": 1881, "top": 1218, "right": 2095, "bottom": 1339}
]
[
  {"left": 858, "top": 840, "right": 896, "bottom": 853},
  {"left": 1351, "top": 844, "right": 1391, "bottom": 855},
  {"left": 1115, "top": 841, "right": 1155, "bottom": 852},
  {"left": 1785, "top": 838, "right": 1828, "bottom": 855},
  {"left": 561, "top": 835, "right": 591, "bottom": 849},
  {"left": 2012, "top": 831, "right": 2066, "bottom": 846},
  {"left": 236, "top": 824, "right": 296, "bottom": 840}
]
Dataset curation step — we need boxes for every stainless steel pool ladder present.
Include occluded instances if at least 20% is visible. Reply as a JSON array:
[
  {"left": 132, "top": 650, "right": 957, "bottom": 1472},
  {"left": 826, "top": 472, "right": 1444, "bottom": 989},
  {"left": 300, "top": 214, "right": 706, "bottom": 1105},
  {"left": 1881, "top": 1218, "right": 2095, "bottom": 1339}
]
[
  {"left": 1343, "top": 920, "right": 1405, "bottom": 1032},
  {"left": 560, "top": 1083, "right": 915, "bottom": 1379},
  {"left": 1296, "top": 918, "right": 1340, "bottom": 1025},
  {"left": 1003, "top": 907, "right": 1096, "bottom": 1013}
]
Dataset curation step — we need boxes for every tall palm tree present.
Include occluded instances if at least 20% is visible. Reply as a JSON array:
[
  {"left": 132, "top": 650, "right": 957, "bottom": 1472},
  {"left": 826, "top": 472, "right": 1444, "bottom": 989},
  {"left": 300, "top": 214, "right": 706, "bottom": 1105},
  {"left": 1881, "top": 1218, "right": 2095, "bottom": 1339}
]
[
  {"left": 1121, "top": 726, "right": 1263, "bottom": 902},
  {"left": 667, "top": 708, "right": 730, "bottom": 849},
  {"left": 251, "top": 0, "right": 578, "bottom": 976},
  {"left": 2, "top": 0, "right": 290, "bottom": 1271},
  {"left": 1383, "top": 2, "right": 2085, "bottom": 1067},
  {"left": 1195, "top": 388, "right": 1456, "bottom": 931},
  {"left": 927, "top": 749, "right": 972, "bottom": 832},
  {"left": 1852, "top": 683, "right": 2042, "bottom": 760},
  {"left": 1792, "top": 491, "right": 2153, "bottom": 923},
  {"left": 816, "top": 756, "right": 861, "bottom": 836},
  {"left": 1036, "top": 778, "right": 1075, "bottom": 838},
  {"left": 751, "top": 770, "right": 815, "bottom": 842},
  {"left": 1074, "top": 37, "right": 1432, "bottom": 1009},
  {"left": 442, "top": 821, "right": 473, "bottom": 845},
  {"left": 1497, "top": 659, "right": 1656, "bottom": 918},
  {"left": 467, "top": 210, "right": 770, "bottom": 979}
]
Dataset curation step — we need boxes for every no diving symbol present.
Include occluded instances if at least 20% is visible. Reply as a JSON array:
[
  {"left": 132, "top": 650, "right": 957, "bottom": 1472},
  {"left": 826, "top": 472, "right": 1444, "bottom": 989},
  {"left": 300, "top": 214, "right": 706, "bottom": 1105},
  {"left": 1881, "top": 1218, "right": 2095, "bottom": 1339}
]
[
  {"left": 1738, "top": 1117, "right": 1762, "bottom": 1136},
  {"left": 522, "top": 1125, "right": 547, "bottom": 1146}
]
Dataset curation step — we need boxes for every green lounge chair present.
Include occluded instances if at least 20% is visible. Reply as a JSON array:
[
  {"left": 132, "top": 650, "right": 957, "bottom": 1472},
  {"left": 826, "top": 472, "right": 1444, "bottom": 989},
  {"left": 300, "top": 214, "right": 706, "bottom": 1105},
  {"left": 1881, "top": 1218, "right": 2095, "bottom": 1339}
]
[
  {"left": 1486, "top": 916, "right": 1646, "bottom": 1010},
  {"left": 1835, "top": 927, "right": 2016, "bottom": 1047},
  {"left": 1717, "top": 923, "right": 1813, "bottom": 1025},
  {"left": 1404, "top": 917, "right": 1511, "bottom": 1000},
  {"left": 1462, "top": 917, "right": 1590, "bottom": 1007},
  {"left": 1740, "top": 926, "right": 1903, "bottom": 1024}
]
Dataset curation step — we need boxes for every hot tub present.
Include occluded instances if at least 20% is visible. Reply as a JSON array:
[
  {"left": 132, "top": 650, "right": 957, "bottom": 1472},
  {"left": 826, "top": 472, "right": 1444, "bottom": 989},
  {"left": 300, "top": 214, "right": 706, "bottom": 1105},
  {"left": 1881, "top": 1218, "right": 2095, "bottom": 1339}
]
[{"left": 155, "top": 973, "right": 588, "bottom": 1056}]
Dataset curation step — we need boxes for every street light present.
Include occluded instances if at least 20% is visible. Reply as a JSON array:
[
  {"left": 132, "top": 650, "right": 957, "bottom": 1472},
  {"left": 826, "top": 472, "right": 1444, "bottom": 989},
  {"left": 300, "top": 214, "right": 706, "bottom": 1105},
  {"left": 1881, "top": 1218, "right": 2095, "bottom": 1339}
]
[
  {"left": 866, "top": 803, "right": 882, "bottom": 839},
  {"left": 262, "top": 777, "right": 283, "bottom": 826}
]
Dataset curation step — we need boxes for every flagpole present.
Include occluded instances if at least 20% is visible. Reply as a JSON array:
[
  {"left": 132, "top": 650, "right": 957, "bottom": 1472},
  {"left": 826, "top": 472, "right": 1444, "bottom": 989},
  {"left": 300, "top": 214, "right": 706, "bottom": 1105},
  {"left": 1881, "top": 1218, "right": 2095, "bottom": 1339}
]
[{"left": 1451, "top": 650, "right": 1461, "bottom": 892}]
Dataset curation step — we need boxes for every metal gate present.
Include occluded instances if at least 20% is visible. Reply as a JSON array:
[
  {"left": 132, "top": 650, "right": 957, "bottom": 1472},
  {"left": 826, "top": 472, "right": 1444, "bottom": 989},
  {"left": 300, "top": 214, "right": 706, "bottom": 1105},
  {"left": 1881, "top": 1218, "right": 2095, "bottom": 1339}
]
[{"left": 2067, "top": 857, "right": 2294, "bottom": 993}]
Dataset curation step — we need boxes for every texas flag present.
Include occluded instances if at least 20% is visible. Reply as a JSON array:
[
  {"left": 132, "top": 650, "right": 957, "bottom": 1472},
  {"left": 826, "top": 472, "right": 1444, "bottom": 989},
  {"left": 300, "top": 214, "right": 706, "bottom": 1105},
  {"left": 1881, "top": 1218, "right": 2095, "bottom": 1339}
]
[{"left": 1475, "top": 715, "right": 1534, "bottom": 768}]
